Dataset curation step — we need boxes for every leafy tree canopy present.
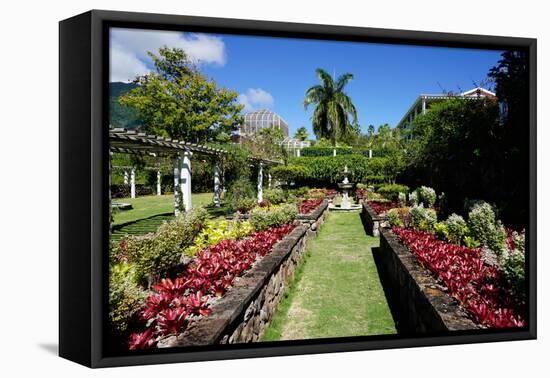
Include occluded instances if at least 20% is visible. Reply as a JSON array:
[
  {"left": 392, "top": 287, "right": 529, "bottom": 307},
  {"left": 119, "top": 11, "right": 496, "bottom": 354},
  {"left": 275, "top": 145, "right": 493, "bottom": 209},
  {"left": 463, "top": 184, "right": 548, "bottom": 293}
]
[{"left": 119, "top": 47, "right": 244, "bottom": 143}]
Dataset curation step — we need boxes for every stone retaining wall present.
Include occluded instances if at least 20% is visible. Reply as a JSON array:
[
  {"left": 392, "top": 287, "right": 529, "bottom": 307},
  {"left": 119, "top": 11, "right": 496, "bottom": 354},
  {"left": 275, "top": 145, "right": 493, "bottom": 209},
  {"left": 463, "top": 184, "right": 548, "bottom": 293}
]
[
  {"left": 377, "top": 227, "right": 478, "bottom": 334},
  {"left": 158, "top": 224, "right": 311, "bottom": 347},
  {"left": 360, "top": 202, "right": 386, "bottom": 237},
  {"left": 297, "top": 199, "right": 329, "bottom": 238}
]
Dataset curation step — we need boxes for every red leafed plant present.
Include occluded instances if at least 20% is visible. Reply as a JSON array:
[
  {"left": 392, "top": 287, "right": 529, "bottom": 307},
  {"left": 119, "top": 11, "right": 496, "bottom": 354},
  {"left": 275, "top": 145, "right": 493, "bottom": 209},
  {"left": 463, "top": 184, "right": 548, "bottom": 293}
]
[
  {"left": 299, "top": 199, "right": 323, "bottom": 214},
  {"left": 127, "top": 223, "right": 295, "bottom": 349},
  {"left": 367, "top": 201, "right": 397, "bottom": 215},
  {"left": 392, "top": 227, "right": 525, "bottom": 328}
]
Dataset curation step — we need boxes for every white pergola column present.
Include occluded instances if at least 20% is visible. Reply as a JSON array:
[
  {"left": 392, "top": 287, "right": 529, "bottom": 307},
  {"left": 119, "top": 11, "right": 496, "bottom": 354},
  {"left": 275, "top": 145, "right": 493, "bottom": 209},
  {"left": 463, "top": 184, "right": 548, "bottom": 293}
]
[
  {"left": 181, "top": 150, "right": 192, "bottom": 211},
  {"left": 173, "top": 155, "right": 181, "bottom": 216},
  {"left": 268, "top": 173, "right": 272, "bottom": 189},
  {"left": 213, "top": 162, "right": 221, "bottom": 208},
  {"left": 369, "top": 149, "right": 373, "bottom": 159},
  {"left": 296, "top": 149, "right": 301, "bottom": 157},
  {"left": 422, "top": 99, "right": 427, "bottom": 114},
  {"left": 156, "top": 168, "right": 162, "bottom": 196},
  {"left": 257, "top": 162, "right": 263, "bottom": 203},
  {"left": 123, "top": 170, "right": 129, "bottom": 185},
  {"left": 333, "top": 148, "right": 337, "bottom": 157},
  {"left": 130, "top": 166, "right": 136, "bottom": 199}
]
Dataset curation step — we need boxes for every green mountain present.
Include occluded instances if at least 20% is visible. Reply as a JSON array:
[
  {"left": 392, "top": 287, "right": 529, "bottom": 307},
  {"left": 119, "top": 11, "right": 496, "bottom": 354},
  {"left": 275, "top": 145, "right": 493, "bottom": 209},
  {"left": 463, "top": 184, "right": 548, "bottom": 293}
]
[{"left": 109, "top": 82, "right": 142, "bottom": 129}]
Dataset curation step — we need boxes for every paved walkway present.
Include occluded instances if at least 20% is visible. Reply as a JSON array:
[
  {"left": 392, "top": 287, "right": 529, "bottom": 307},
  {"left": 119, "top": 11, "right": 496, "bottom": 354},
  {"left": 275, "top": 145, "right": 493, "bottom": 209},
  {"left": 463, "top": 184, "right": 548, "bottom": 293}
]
[{"left": 264, "top": 212, "right": 396, "bottom": 341}]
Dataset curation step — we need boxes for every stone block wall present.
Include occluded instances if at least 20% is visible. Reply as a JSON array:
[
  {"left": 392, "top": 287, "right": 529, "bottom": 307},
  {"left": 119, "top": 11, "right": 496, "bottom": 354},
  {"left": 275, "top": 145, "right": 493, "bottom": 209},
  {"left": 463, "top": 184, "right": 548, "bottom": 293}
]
[
  {"left": 297, "top": 199, "right": 329, "bottom": 238},
  {"left": 377, "top": 228, "right": 478, "bottom": 334},
  {"left": 360, "top": 202, "right": 386, "bottom": 237}
]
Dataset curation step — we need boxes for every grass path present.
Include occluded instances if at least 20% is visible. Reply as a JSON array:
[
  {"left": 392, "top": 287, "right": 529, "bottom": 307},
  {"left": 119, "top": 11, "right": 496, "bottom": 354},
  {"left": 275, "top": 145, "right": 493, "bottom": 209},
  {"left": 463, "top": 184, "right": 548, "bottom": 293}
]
[{"left": 264, "top": 212, "right": 396, "bottom": 341}]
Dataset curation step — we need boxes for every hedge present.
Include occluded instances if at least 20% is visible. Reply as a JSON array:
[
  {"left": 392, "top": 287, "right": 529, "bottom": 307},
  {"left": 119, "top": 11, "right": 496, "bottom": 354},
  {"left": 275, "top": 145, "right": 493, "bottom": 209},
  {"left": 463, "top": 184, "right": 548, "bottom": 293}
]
[{"left": 283, "top": 155, "right": 391, "bottom": 184}]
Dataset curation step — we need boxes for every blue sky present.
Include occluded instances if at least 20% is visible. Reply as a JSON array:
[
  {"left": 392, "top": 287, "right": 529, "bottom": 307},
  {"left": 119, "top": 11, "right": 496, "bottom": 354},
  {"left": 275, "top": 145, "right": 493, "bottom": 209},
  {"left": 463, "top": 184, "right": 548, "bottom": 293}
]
[{"left": 110, "top": 28, "right": 503, "bottom": 137}]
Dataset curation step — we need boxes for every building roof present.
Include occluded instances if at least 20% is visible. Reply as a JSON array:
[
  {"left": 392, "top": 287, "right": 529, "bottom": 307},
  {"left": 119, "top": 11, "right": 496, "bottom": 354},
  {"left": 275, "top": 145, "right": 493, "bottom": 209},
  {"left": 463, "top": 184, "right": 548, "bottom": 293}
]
[
  {"left": 396, "top": 87, "right": 496, "bottom": 128},
  {"left": 243, "top": 109, "right": 288, "bottom": 126}
]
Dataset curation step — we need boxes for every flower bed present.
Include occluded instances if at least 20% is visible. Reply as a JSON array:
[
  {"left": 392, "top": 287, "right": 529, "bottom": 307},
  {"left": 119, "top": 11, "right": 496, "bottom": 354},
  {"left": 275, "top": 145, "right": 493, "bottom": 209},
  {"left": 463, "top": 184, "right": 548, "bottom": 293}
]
[
  {"left": 128, "top": 223, "right": 295, "bottom": 350},
  {"left": 361, "top": 201, "right": 389, "bottom": 237},
  {"left": 299, "top": 199, "right": 324, "bottom": 214},
  {"left": 367, "top": 200, "right": 397, "bottom": 215},
  {"left": 392, "top": 227, "right": 525, "bottom": 328}
]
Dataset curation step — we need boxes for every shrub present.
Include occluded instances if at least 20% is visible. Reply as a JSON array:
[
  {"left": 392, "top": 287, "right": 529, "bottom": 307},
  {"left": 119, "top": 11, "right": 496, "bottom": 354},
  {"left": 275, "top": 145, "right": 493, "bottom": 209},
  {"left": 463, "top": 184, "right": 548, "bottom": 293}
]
[
  {"left": 270, "top": 164, "right": 311, "bottom": 183},
  {"left": 109, "top": 262, "right": 146, "bottom": 334},
  {"left": 377, "top": 184, "right": 410, "bottom": 201},
  {"left": 409, "top": 190, "right": 418, "bottom": 206},
  {"left": 463, "top": 235, "right": 480, "bottom": 249},
  {"left": 397, "top": 192, "right": 407, "bottom": 207},
  {"left": 121, "top": 208, "right": 208, "bottom": 282},
  {"left": 444, "top": 213, "right": 469, "bottom": 244},
  {"left": 386, "top": 207, "right": 410, "bottom": 228},
  {"left": 409, "top": 204, "right": 437, "bottom": 231},
  {"left": 227, "top": 178, "right": 255, "bottom": 210},
  {"left": 234, "top": 197, "right": 257, "bottom": 213},
  {"left": 290, "top": 186, "right": 310, "bottom": 198},
  {"left": 416, "top": 186, "right": 437, "bottom": 208},
  {"left": 467, "top": 202, "right": 506, "bottom": 255},
  {"left": 306, "top": 188, "right": 326, "bottom": 200},
  {"left": 263, "top": 188, "right": 287, "bottom": 205},
  {"left": 502, "top": 230, "right": 526, "bottom": 301},
  {"left": 184, "top": 219, "right": 253, "bottom": 257},
  {"left": 250, "top": 203, "right": 298, "bottom": 231},
  {"left": 434, "top": 222, "right": 449, "bottom": 241}
]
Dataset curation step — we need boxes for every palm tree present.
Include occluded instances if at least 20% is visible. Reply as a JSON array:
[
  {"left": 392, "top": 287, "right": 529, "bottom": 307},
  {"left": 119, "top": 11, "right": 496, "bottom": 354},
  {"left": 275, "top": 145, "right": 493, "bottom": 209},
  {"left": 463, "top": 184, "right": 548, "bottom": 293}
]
[
  {"left": 304, "top": 68, "right": 358, "bottom": 147},
  {"left": 294, "top": 126, "right": 309, "bottom": 141}
]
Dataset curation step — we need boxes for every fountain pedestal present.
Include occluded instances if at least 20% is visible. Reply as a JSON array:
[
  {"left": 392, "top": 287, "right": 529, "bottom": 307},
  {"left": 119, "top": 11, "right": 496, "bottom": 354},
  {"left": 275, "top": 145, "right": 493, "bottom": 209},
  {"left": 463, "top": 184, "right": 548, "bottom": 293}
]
[{"left": 329, "top": 165, "right": 362, "bottom": 211}]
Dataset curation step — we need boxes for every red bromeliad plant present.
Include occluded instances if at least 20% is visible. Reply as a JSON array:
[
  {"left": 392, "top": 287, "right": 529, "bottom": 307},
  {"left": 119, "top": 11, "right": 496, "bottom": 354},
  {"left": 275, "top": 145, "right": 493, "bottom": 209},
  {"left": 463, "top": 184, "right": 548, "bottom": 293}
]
[
  {"left": 367, "top": 201, "right": 397, "bottom": 215},
  {"left": 392, "top": 227, "right": 525, "bottom": 329},
  {"left": 128, "top": 223, "right": 295, "bottom": 350},
  {"left": 299, "top": 199, "right": 323, "bottom": 214}
]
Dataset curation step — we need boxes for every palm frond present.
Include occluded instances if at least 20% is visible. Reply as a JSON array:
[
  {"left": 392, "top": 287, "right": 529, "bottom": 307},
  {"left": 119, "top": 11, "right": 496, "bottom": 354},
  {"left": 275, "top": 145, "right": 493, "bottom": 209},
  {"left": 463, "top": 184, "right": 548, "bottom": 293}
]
[
  {"left": 304, "top": 85, "right": 326, "bottom": 109},
  {"left": 334, "top": 91, "right": 358, "bottom": 124},
  {"left": 315, "top": 68, "right": 334, "bottom": 93},
  {"left": 335, "top": 73, "right": 354, "bottom": 92}
]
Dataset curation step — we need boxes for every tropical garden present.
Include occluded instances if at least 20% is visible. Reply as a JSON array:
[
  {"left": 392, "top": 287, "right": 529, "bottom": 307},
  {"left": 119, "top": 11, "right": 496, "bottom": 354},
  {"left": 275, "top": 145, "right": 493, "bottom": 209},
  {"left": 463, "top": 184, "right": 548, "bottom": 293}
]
[{"left": 108, "top": 45, "right": 529, "bottom": 352}]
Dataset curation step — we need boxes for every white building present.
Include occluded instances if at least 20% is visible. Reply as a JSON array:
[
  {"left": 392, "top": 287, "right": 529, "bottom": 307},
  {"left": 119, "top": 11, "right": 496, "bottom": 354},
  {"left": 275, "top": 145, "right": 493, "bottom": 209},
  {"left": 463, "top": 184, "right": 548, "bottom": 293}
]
[{"left": 396, "top": 87, "right": 496, "bottom": 136}]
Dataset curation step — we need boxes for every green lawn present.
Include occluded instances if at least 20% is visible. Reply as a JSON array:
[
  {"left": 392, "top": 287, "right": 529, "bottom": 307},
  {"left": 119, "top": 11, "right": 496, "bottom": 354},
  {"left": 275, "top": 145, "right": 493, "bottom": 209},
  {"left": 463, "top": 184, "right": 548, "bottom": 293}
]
[
  {"left": 112, "top": 193, "right": 214, "bottom": 225},
  {"left": 111, "top": 193, "right": 235, "bottom": 241},
  {"left": 264, "top": 212, "right": 396, "bottom": 341}
]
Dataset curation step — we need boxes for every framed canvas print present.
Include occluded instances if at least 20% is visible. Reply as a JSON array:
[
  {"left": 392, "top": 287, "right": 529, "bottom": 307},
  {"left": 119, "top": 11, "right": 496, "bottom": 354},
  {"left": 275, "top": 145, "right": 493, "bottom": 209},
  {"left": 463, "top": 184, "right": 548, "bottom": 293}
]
[{"left": 59, "top": 10, "right": 536, "bottom": 368}]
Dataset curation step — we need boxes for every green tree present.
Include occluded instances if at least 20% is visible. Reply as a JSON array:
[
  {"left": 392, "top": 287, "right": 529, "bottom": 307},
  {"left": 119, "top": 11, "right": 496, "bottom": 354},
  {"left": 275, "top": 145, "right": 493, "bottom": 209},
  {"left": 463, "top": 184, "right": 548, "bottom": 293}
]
[
  {"left": 294, "top": 126, "right": 309, "bottom": 141},
  {"left": 242, "top": 127, "right": 286, "bottom": 160},
  {"left": 304, "top": 69, "right": 358, "bottom": 147},
  {"left": 404, "top": 98, "right": 502, "bottom": 218},
  {"left": 120, "top": 47, "right": 244, "bottom": 143},
  {"left": 367, "top": 124, "right": 375, "bottom": 137}
]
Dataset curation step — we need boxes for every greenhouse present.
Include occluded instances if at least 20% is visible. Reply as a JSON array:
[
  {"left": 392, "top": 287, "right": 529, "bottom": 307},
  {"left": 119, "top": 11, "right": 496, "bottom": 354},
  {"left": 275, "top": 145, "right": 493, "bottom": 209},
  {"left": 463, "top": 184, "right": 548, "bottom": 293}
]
[{"left": 241, "top": 109, "right": 289, "bottom": 138}]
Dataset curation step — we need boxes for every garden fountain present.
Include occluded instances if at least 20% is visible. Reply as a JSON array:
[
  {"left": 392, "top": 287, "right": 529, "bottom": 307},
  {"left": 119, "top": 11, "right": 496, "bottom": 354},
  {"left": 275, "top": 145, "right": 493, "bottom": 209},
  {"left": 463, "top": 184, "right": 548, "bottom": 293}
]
[{"left": 329, "top": 165, "right": 362, "bottom": 211}]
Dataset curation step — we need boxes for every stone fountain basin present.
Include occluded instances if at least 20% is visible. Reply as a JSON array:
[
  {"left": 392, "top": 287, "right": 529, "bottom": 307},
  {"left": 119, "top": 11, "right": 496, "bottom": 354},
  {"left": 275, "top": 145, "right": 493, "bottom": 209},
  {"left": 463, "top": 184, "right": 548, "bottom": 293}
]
[{"left": 337, "top": 183, "right": 354, "bottom": 190}]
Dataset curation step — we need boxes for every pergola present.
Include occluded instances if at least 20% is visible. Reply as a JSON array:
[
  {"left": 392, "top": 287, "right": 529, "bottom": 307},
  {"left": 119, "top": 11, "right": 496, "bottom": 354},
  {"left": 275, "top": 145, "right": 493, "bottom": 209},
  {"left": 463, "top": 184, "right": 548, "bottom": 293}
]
[{"left": 109, "top": 128, "right": 280, "bottom": 218}]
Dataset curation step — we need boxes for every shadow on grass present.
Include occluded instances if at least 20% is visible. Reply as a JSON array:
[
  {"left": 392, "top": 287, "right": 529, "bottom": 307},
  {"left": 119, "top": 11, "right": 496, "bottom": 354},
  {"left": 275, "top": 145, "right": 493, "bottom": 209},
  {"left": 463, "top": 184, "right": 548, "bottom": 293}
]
[{"left": 371, "top": 246, "right": 405, "bottom": 335}]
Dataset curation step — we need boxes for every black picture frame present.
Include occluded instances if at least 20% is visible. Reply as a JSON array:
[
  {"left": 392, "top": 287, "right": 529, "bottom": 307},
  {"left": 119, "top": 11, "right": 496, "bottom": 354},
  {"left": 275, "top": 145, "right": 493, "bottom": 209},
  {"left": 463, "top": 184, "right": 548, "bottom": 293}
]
[{"left": 59, "top": 9, "right": 537, "bottom": 368}]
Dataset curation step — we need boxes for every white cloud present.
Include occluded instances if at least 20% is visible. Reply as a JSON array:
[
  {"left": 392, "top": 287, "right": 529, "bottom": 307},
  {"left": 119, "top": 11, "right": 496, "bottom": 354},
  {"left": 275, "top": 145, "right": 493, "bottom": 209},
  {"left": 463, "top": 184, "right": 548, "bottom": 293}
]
[
  {"left": 237, "top": 88, "right": 275, "bottom": 112},
  {"left": 109, "top": 28, "right": 226, "bottom": 82}
]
